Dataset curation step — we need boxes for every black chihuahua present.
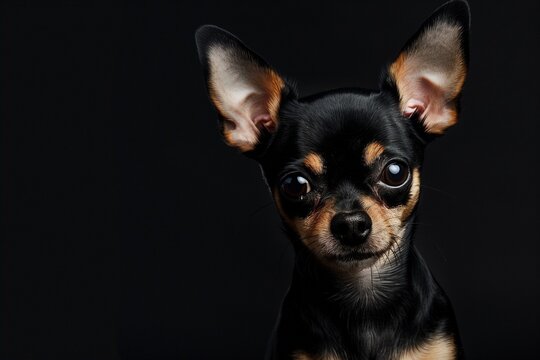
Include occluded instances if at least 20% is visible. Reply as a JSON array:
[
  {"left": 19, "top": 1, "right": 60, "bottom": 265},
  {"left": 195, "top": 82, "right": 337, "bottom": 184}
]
[{"left": 195, "top": 1, "right": 469, "bottom": 359}]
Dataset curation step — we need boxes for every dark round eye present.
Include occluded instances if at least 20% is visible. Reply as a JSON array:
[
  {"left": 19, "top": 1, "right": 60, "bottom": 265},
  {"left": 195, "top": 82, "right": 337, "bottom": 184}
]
[
  {"left": 280, "top": 174, "right": 311, "bottom": 199},
  {"left": 381, "top": 161, "right": 409, "bottom": 187}
]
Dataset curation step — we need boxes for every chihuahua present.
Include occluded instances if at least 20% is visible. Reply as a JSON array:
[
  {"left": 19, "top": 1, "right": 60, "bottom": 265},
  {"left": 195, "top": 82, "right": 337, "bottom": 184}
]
[{"left": 195, "top": 1, "right": 469, "bottom": 359}]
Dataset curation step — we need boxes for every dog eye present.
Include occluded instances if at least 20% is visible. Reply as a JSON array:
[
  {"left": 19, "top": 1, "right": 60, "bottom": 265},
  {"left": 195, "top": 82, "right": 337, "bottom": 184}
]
[
  {"left": 280, "top": 174, "right": 311, "bottom": 199},
  {"left": 381, "top": 161, "right": 409, "bottom": 187}
]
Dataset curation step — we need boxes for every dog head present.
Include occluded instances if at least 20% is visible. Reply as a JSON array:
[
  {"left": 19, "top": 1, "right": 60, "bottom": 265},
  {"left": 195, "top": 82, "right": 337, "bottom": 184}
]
[{"left": 195, "top": 1, "right": 469, "bottom": 269}]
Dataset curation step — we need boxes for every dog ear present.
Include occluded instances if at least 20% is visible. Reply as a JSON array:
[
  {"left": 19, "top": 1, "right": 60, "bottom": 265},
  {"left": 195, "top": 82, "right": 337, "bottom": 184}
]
[
  {"left": 195, "top": 25, "right": 289, "bottom": 153},
  {"left": 385, "top": 0, "right": 470, "bottom": 135}
]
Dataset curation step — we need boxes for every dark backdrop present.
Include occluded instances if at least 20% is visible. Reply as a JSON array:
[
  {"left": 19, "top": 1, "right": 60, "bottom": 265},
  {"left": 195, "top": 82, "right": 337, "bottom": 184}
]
[{"left": 2, "top": 0, "right": 539, "bottom": 359}]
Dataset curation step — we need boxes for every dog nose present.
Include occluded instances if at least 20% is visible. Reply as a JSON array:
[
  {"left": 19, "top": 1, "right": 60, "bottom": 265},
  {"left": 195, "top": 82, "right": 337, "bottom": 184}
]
[{"left": 330, "top": 211, "right": 372, "bottom": 246}]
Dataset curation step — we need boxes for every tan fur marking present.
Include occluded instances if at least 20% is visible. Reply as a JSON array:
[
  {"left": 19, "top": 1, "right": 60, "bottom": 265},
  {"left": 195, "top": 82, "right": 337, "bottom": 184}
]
[
  {"left": 265, "top": 69, "right": 285, "bottom": 129},
  {"left": 298, "top": 199, "right": 336, "bottom": 256},
  {"left": 208, "top": 45, "right": 284, "bottom": 151},
  {"left": 218, "top": 68, "right": 284, "bottom": 151},
  {"left": 389, "top": 22, "right": 466, "bottom": 135},
  {"left": 359, "top": 168, "right": 421, "bottom": 253},
  {"left": 304, "top": 153, "right": 325, "bottom": 174},
  {"left": 389, "top": 52, "right": 408, "bottom": 100},
  {"left": 293, "top": 351, "right": 341, "bottom": 360},
  {"left": 273, "top": 189, "right": 336, "bottom": 259},
  {"left": 364, "top": 142, "right": 385, "bottom": 166},
  {"left": 293, "top": 352, "right": 313, "bottom": 360},
  {"left": 400, "top": 168, "right": 421, "bottom": 221},
  {"left": 222, "top": 126, "right": 253, "bottom": 153},
  {"left": 274, "top": 169, "right": 420, "bottom": 267},
  {"left": 428, "top": 107, "right": 458, "bottom": 135},
  {"left": 360, "top": 195, "right": 399, "bottom": 253},
  {"left": 398, "top": 335, "right": 456, "bottom": 360}
]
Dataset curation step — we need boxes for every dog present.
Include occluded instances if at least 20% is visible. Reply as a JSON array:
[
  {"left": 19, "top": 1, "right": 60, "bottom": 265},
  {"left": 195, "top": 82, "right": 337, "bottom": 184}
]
[{"left": 195, "top": 1, "right": 469, "bottom": 358}]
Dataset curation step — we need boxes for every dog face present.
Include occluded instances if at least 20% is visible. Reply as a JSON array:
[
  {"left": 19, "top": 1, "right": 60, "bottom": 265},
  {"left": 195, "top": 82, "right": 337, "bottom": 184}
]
[
  {"left": 264, "top": 92, "right": 424, "bottom": 267},
  {"left": 196, "top": 2, "right": 469, "bottom": 269}
]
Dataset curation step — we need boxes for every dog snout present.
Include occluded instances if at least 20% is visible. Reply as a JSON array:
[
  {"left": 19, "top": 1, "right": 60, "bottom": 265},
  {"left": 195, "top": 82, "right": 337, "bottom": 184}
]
[{"left": 330, "top": 211, "right": 372, "bottom": 246}]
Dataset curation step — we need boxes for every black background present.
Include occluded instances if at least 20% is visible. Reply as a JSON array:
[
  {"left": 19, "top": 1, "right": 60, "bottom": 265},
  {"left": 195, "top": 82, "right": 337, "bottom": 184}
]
[{"left": 2, "top": 0, "right": 539, "bottom": 359}]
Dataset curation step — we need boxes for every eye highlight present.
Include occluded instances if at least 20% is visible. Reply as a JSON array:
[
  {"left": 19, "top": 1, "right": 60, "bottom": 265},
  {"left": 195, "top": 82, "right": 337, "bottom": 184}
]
[
  {"left": 380, "top": 161, "right": 410, "bottom": 187},
  {"left": 280, "top": 173, "right": 311, "bottom": 200}
]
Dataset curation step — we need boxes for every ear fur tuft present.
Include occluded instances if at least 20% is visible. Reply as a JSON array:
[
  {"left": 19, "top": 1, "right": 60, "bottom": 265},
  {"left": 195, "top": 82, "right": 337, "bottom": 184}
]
[
  {"left": 386, "top": 0, "right": 470, "bottom": 135},
  {"left": 195, "top": 25, "right": 288, "bottom": 152}
]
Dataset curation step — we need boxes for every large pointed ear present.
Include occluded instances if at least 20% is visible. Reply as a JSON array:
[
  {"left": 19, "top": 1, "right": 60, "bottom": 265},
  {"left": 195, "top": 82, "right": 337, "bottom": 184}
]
[
  {"left": 195, "top": 25, "right": 290, "bottom": 153},
  {"left": 386, "top": 0, "right": 470, "bottom": 135}
]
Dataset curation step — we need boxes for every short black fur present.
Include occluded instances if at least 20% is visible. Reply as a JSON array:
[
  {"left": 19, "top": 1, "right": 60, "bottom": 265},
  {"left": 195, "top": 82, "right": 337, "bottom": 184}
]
[{"left": 195, "top": 1, "right": 470, "bottom": 359}]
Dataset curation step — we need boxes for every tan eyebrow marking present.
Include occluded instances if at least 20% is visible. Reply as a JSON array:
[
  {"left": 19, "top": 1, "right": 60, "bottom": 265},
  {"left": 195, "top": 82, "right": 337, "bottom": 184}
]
[
  {"left": 364, "top": 142, "right": 385, "bottom": 165},
  {"left": 303, "top": 152, "right": 325, "bottom": 174},
  {"left": 400, "top": 168, "right": 421, "bottom": 222}
]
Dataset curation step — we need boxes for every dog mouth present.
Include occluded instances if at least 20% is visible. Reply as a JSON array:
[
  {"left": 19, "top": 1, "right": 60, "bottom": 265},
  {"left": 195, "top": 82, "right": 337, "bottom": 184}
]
[
  {"left": 325, "top": 236, "right": 399, "bottom": 264},
  {"left": 326, "top": 250, "right": 377, "bottom": 262}
]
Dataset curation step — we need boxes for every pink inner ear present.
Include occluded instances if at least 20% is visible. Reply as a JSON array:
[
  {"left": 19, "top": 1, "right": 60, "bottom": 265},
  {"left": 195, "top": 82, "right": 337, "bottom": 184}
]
[
  {"left": 403, "top": 98, "right": 426, "bottom": 118},
  {"left": 253, "top": 113, "right": 276, "bottom": 132}
]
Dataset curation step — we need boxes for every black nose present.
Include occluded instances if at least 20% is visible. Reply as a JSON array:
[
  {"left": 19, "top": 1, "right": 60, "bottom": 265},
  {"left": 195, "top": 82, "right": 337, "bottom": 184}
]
[{"left": 330, "top": 211, "right": 372, "bottom": 246}]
